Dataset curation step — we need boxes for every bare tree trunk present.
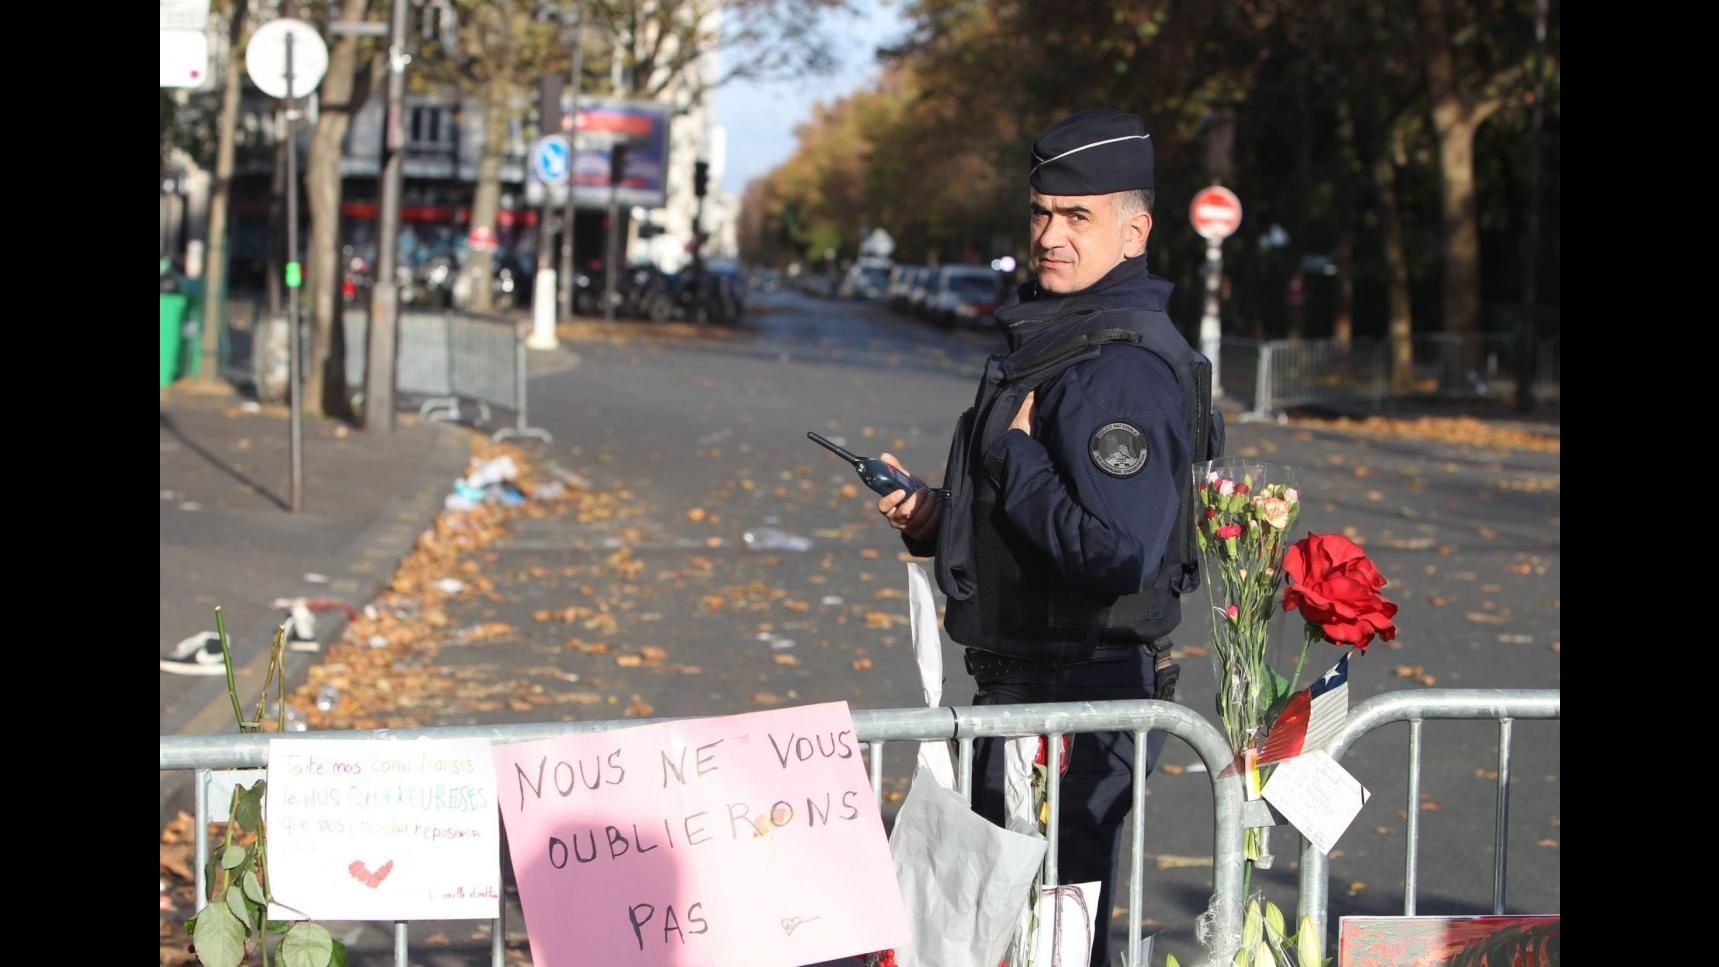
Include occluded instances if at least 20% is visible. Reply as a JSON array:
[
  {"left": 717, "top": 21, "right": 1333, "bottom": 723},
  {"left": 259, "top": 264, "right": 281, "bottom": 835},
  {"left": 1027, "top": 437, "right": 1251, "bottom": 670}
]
[
  {"left": 305, "top": 0, "right": 372, "bottom": 418},
  {"left": 464, "top": 9, "right": 508, "bottom": 312},
  {"left": 1286, "top": 44, "right": 1312, "bottom": 341},
  {"left": 1362, "top": 0, "right": 1417, "bottom": 387},
  {"left": 1415, "top": 0, "right": 1483, "bottom": 341},
  {"left": 1332, "top": 99, "right": 1359, "bottom": 348},
  {"left": 1376, "top": 134, "right": 1414, "bottom": 389},
  {"left": 1516, "top": 0, "right": 1549, "bottom": 414},
  {"left": 1433, "top": 122, "right": 1482, "bottom": 338},
  {"left": 200, "top": 0, "right": 249, "bottom": 384}
]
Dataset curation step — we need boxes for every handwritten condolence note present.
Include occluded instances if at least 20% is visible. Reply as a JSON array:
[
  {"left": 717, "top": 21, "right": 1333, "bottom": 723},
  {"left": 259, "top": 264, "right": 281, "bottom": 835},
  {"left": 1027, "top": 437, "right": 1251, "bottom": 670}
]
[
  {"left": 265, "top": 738, "right": 501, "bottom": 921},
  {"left": 1260, "top": 749, "right": 1371, "bottom": 856}
]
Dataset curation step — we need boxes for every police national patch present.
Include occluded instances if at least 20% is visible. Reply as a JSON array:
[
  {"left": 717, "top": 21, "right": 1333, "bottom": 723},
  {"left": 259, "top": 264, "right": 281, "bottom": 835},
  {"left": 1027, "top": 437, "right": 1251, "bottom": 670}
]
[{"left": 1090, "top": 422, "right": 1149, "bottom": 477}]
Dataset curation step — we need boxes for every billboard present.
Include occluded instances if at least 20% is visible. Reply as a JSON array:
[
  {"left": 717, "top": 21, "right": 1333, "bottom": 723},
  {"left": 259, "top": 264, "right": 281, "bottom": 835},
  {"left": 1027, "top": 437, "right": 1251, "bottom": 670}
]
[{"left": 565, "top": 97, "right": 671, "bottom": 210}]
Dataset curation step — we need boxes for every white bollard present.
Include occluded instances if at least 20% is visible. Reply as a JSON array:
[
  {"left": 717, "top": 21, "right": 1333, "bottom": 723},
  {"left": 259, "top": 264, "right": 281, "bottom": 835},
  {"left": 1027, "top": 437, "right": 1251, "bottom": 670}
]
[{"left": 529, "top": 267, "right": 560, "bottom": 350}]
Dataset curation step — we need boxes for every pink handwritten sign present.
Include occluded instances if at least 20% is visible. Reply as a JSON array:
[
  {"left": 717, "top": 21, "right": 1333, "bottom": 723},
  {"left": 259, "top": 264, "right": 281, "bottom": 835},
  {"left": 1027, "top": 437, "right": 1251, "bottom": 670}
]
[{"left": 493, "top": 702, "right": 909, "bottom": 966}]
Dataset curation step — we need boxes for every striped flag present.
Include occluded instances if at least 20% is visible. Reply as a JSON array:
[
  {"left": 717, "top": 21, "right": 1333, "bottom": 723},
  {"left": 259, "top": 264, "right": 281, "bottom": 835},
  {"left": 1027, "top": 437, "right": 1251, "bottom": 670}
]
[{"left": 1258, "top": 654, "right": 1350, "bottom": 765}]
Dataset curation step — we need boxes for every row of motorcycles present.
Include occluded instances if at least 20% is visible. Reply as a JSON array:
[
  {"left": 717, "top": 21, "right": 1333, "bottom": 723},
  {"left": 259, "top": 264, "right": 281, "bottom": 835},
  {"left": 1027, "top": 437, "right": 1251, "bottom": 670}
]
[
  {"left": 342, "top": 252, "right": 743, "bottom": 325},
  {"left": 573, "top": 265, "right": 746, "bottom": 326}
]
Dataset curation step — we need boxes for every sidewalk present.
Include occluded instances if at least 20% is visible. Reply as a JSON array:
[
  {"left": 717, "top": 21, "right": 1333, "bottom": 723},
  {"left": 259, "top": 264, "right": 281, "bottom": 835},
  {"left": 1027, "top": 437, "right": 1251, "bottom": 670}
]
[
  {"left": 1280, "top": 393, "right": 1561, "bottom": 438},
  {"left": 159, "top": 384, "right": 472, "bottom": 816}
]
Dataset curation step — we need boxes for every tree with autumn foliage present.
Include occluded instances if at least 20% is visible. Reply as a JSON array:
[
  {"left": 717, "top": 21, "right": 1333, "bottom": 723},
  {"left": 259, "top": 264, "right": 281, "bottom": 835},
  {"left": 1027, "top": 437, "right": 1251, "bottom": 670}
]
[{"left": 742, "top": 0, "right": 1559, "bottom": 357}]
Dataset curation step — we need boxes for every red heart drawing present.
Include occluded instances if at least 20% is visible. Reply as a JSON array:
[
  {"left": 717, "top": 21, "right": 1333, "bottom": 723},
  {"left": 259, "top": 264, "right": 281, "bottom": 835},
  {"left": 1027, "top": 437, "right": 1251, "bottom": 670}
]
[{"left": 347, "top": 859, "right": 395, "bottom": 888}]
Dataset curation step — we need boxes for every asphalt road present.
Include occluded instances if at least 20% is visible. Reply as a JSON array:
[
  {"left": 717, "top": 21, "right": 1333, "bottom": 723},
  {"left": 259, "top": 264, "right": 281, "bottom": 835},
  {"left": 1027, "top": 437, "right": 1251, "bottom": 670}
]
[{"left": 422, "top": 287, "right": 1560, "bottom": 963}]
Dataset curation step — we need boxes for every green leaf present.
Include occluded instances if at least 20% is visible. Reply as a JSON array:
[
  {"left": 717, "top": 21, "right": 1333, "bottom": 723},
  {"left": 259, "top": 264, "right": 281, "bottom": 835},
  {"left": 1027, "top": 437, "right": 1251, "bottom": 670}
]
[
  {"left": 1263, "top": 668, "right": 1297, "bottom": 726},
  {"left": 1254, "top": 940, "right": 1273, "bottom": 966},
  {"left": 279, "top": 922, "right": 335, "bottom": 967},
  {"left": 1166, "top": 955, "right": 1181, "bottom": 967},
  {"left": 243, "top": 870, "right": 268, "bottom": 905},
  {"left": 226, "top": 881, "right": 253, "bottom": 923},
  {"left": 205, "top": 855, "right": 224, "bottom": 900},
  {"left": 192, "top": 900, "right": 249, "bottom": 967},
  {"left": 267, "top": 920, "right": 294, "bottom": 934},
  {"left": 1297, "top": 916, "right": 1323, "bottom": 966},
  {"left": 329, "top": 940, "right": 349, "bottom": 967},
  {"left": 1271, "top": 666, "right": 1294, "bottom": 701},
  {"left": 221, "top": 844, "right": 249, "bottom": 870},
  {"left": 1233, "top": 948, "right": 1251, "bottom": 967},
  {"left": 235, "top": 781, "right": 267, "bottom": 832}
]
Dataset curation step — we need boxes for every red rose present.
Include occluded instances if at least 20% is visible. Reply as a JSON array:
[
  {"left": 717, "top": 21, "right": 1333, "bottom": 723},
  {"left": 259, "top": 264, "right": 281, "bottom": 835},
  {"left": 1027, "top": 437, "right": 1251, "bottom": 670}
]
[
  {"left": 1216, "top": 524, "right": 1243, "bottom": 539},
  {"left": 1205, "top": 508, "right": 1218, "bottom": 520},
  {"left": 1282, "top": 532, "right": 1398, "bottom": 652},
  {"left": 1236, "top": 483, "right": 1250, "bottom": 495},
  {"left": 1225, "top": 604, "right": 1239, "bottom": 621}
]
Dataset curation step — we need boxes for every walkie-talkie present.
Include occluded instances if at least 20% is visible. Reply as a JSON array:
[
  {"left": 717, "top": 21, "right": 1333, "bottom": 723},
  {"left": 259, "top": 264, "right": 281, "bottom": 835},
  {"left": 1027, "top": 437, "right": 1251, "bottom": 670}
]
[{"left": 807, "top": 431, "right": 927, "bottom": 497}]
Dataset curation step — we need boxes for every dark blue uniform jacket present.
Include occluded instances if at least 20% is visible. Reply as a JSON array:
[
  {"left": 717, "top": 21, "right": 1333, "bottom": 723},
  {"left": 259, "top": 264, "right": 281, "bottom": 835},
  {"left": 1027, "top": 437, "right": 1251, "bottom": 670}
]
[{"left": 911, "top": 256, "right": 1212, "bottom": 659}]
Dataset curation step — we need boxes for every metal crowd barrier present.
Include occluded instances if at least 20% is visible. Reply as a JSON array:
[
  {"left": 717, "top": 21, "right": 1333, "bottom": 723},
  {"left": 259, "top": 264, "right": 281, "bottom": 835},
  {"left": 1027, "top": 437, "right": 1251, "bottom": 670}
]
[
  {"left": 163, "top": 701, "right": 1246, "bottom": 966},
  {"left": 1295, "top": 688, "right": 1561, "bottom": 944},
  {"left": 1219, "top": 335, "right": 1561, "bottom": 418},
  {"left": 342, "top": 308, "right": 551, "bottom": 443},
  {"left": 162, "top": 688, "right": 1560, "bottom": 965}
]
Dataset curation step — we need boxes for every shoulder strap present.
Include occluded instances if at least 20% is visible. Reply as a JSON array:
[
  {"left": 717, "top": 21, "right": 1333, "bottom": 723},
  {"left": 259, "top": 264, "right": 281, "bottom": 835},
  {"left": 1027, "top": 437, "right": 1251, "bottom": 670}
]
[{"left": 1001, "top": 315, "right": 1146, "bottom": 389}]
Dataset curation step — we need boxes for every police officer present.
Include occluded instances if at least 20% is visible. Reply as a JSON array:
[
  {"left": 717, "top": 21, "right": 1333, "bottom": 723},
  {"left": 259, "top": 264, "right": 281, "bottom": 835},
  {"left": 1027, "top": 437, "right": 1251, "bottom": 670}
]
[{"left": 876, "top": 109, "right": 1219, "bottom": 966}]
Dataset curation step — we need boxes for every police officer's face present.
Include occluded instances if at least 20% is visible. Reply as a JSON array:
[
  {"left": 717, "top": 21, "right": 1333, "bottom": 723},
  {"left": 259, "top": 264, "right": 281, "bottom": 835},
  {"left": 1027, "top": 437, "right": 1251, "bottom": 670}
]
[{"left": 1029, "top": 190, "right": 1151, "bottom": 293}]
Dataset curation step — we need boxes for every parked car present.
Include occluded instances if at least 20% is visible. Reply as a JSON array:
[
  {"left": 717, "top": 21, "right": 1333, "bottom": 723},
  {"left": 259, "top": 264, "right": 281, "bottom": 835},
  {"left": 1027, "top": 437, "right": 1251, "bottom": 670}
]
[
  {"left": 906, "top": 266, "right": 939, "bottom": 318},
  {"left": 839, "top": 259, "right": 892, "bottom": 301},
  {"left": 927, "top": 265, "right": 1003, "bottom": 327},
  {"left": 797, "top": 273, "right": 840, "bottom": 298},
  {"left": 886, "top": 264, "right": 918, "bottom": 311}
]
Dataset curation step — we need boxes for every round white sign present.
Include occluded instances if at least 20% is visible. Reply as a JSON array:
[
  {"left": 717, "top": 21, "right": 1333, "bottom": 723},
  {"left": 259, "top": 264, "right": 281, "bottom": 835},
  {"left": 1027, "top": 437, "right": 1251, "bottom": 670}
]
[
  {"left": 246, "top": 19, "right": 329, "bottom": 100},
  {"left": 532, "top": 135, "right": 571, "bottom": 186},
  {"left": 1190, "top": 186, "right": 1243, "bottom": 241}
]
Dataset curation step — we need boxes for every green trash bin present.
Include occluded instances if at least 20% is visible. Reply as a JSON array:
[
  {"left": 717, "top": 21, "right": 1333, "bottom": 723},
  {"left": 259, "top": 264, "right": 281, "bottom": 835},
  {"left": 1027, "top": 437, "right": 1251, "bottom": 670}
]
[{"left": 161, "top": 293, "right": 189, "bottom": 387}]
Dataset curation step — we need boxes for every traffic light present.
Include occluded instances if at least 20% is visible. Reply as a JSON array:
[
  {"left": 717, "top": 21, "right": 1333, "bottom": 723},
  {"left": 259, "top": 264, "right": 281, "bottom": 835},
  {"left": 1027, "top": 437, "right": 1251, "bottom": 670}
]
[
  {"left": 538, "top": 74, "right": 562, "bottom": 134},
  {"left": 693, "top": 160, "right": 710, "bottom": 199},
  {"left": 609, "top": 143, "right": 629, "bottom": 186}
]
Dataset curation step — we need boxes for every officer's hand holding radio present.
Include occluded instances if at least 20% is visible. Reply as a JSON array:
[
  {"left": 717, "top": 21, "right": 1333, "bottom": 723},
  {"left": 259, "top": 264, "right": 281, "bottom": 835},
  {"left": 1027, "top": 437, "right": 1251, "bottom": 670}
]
[{"left": 876, "top": 453, "right": 940, "bottom": 540}]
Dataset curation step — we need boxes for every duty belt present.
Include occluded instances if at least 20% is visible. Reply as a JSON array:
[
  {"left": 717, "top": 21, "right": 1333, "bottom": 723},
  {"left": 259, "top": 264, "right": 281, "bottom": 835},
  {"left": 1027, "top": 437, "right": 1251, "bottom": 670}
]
[{"left": 963, "top": 642, "right": 1180, "bottom": 700}]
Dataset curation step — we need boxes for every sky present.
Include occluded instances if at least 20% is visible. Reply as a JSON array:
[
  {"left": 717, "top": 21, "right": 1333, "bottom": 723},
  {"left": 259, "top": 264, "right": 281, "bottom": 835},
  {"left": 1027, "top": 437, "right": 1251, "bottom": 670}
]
[{"left": 714, "top": 0, "right": 911, "bottom": 196}]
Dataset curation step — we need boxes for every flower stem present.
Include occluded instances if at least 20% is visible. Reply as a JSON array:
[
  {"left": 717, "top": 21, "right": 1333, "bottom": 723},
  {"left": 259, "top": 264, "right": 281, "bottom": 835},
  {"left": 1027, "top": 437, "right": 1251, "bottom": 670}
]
[
  {"left": 215, "top": 608, "right": 246, "bottom": 732},
  {"left": 219, "top": 785, "right": 241, "bottom": 898},
  {"left": 1289, "top": 628, "right": 1314, "bottom": 696},
  {"left": 252, "top": 620, "right": 288, "bottom": 731}
]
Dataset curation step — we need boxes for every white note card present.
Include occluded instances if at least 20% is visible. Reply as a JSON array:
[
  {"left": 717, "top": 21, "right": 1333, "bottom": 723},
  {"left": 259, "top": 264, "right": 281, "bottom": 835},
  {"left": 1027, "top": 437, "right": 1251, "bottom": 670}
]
[{"left": 1260, "top": 750, "right": 1371, "bottom": 856}]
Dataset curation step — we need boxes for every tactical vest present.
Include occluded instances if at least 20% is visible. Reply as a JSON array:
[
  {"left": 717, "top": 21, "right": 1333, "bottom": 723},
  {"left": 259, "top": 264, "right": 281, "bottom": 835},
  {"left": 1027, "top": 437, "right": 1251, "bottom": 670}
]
[{"left": 936, "top": 307, "right": 1220, "bottom": 661}]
